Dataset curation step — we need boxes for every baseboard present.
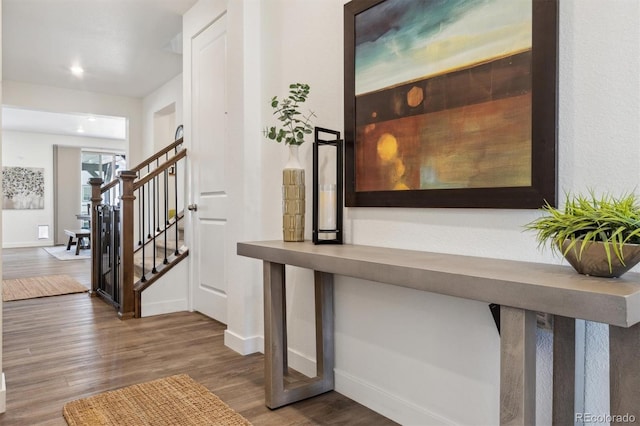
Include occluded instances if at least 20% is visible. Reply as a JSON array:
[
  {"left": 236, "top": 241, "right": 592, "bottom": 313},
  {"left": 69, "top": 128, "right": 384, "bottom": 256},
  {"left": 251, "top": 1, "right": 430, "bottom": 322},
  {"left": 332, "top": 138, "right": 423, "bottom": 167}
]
[
  {"left": 286, "top": 347, "right": 317, "bottom": 378},
  {"left": 335, "top": 368, "right": 457, "bottom": 426},
  {"left": 3, "top": 242, "right": 54, "bottom": 249},
  {"left": 222, "top": 332, "right": 316, "bottom": 379},
  {"left": 141, "top": 299, "right": 188, "bottom": 317},
  {"left": 224, "top": 330, "right": 263, "bottom": 355},
  {"left": 0, "top": 373, "right": 6, "bottom": 413},
  {"left": 222, "top": 335, "right": 456, "bottom": 424}
]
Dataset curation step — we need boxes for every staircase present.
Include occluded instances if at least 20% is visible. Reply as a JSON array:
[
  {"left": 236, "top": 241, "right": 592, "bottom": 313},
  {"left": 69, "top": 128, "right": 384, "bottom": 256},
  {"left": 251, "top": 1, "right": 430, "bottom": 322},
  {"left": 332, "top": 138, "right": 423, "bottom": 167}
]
[
  {"left": 89, "top": 138, "right": 189, "bottom": 319},
  {"left": 133, "top": 218, "right": 185, "bottom": 281}
]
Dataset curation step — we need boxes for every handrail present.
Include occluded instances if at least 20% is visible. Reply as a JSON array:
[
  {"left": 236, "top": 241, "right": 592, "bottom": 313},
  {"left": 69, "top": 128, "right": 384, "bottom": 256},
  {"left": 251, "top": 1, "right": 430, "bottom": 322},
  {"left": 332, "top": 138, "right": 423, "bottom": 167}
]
[
  {"left": 133, "top": 149, "right": 187, "bottom": 190},
  {"left": 99, "top": 137, "right": 185, "bottom": 192},
  {"left": 132, "top": 137, "right": 184, "bottom": 174},
  {"left": 101, "top": 178, "right": 119, "bottom": 194}
]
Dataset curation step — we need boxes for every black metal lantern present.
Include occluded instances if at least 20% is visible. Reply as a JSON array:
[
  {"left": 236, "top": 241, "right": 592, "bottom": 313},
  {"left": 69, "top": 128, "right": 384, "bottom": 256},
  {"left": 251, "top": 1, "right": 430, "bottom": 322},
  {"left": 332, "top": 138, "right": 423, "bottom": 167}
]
[{"left": 312, "top": 127, "right": 343, "bottom": 244}]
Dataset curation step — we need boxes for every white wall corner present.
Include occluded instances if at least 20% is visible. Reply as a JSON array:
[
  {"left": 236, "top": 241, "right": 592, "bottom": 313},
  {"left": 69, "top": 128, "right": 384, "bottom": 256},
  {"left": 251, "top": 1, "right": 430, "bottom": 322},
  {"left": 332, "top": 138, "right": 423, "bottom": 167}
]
[{"left": 224, "top": 330, "right": 263, "bottom": 355}]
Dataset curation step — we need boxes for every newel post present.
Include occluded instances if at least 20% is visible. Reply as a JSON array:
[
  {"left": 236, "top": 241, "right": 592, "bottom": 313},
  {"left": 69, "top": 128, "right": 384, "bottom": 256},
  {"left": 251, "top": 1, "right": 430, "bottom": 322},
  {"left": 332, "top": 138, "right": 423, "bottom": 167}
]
[
  {"left": 119, "top": 170, "right": 137, "bottom": 320},
  {"left": 89, "top": 178, "right": 104, "bottom": 296}
]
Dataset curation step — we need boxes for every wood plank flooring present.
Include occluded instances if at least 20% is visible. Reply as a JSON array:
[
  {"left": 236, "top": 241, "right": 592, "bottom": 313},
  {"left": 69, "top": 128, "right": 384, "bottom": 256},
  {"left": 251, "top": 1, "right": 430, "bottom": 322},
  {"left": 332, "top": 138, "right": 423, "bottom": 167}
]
[{"left": 1, "top": 247, "right": 397, "bottom": 425}]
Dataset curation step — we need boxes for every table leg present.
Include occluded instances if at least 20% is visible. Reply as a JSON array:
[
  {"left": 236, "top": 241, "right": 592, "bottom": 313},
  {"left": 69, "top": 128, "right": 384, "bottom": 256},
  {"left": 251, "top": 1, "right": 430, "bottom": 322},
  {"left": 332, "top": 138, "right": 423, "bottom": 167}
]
[
  {"left": 500, "top": 306, "right": 536, "bottom": 425},
  {"left": 66, "top": 236, "right": 73, "bottom": 251},
  {"left": 609, "top": 322, "right": 640, "bottom": 424},
  {"left": 263, "top": 261, "right": 286, "bottom": 408},
  {"left": 314, "top": 270, "right": 335, "bottom": 391},
  {"left": 553, "top": 315, "right": 575, "bottom": 425},
  {"left": 263, "top": 261, "right": 335, "bottom": 409}
]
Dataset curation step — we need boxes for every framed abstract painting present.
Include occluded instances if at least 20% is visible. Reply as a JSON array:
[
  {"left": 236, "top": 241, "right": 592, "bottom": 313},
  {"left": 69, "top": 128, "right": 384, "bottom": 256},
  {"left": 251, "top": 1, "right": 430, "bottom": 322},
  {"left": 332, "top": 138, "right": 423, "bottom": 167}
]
[{"left": 344, "top": 0, "right": 558, "bottom": 208}]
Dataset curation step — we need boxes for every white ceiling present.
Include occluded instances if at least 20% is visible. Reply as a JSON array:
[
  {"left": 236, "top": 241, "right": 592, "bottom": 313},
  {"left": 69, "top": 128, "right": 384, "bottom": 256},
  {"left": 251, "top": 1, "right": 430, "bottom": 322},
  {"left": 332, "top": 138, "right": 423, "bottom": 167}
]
[
  {"left": 1, "top": 0, "right": 198, "bottom": 139},
  {"left": 3, "top": 106, "right": 127, "bottom": 140}
]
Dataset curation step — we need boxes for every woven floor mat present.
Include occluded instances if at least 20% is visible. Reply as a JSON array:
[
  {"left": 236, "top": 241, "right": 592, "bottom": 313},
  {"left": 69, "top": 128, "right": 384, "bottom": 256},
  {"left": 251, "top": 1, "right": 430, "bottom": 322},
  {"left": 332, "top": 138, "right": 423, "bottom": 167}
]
[{"left": 63, "top": 374, "right": 252, "bottom": 425}]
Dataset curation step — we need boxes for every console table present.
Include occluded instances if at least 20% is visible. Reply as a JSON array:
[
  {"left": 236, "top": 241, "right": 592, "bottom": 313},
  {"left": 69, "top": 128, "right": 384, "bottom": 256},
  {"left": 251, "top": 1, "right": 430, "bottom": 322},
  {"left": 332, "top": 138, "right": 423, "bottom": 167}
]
[{"left": 237, "top": 240, "right": 640, "bottom": 425}]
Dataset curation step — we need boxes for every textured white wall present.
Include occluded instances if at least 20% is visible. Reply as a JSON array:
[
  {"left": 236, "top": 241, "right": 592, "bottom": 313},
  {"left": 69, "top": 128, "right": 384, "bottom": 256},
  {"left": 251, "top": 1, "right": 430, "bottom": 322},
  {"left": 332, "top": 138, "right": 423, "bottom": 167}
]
[{"left": 254, "top": 0, "right": 640, "bottom": 424}]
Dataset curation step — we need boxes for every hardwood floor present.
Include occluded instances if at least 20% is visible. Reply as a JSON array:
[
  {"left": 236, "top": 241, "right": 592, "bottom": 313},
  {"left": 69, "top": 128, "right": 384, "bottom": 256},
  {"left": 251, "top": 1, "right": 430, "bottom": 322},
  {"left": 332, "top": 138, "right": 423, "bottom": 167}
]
[
  {"left": 1, "top": 247, "right": 397, "bottom": 425},
  {"left": 2, "top": 246, "right": 91, "bottom": 285}
]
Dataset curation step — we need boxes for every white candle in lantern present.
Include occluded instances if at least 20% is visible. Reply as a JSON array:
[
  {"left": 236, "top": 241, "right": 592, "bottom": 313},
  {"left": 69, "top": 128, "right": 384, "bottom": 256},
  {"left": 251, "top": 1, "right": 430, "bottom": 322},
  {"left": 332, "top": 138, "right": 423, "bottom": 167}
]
[{"left": 319, "top": 184, "right": 337, "bottom": 233}]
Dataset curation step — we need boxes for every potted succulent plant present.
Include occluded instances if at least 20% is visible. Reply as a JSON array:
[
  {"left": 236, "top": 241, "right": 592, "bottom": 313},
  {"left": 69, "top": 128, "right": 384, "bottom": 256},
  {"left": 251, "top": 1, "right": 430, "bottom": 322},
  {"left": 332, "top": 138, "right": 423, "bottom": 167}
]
[
  {"left": 264, "top": 83, "right": 316, "bottom": 242},
  {"left": 525, "top": 191, "right": 640, "bottom": 277}
]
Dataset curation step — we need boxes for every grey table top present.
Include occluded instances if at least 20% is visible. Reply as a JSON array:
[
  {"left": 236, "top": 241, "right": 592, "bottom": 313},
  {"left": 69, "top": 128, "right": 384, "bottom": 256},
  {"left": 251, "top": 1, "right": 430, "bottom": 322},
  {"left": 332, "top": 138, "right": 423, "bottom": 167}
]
[{"left": 238, "top": 240, "right": 640, "bottom": 327}]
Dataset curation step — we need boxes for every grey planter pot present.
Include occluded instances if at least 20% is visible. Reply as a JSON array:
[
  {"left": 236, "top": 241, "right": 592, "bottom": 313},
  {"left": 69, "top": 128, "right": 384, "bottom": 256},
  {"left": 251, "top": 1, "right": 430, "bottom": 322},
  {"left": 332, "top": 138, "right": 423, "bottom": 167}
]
[{"left": 560, "top": 239, "right": 640, "bottom": 278}]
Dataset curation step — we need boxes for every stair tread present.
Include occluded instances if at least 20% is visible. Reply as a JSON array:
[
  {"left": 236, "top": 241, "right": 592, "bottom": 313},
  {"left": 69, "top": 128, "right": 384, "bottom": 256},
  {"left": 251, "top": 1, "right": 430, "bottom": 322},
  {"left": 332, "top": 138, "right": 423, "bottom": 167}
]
[{"left": 133, "top": 240, "right": 186, "bottom": 280}]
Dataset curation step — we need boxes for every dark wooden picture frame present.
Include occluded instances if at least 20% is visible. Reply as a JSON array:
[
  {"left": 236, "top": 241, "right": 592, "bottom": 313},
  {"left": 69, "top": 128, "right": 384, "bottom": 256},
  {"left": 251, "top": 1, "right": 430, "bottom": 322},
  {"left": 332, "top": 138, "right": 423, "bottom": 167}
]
[{"left": 344, "top": 0, "right": 558, "bottom": 208}]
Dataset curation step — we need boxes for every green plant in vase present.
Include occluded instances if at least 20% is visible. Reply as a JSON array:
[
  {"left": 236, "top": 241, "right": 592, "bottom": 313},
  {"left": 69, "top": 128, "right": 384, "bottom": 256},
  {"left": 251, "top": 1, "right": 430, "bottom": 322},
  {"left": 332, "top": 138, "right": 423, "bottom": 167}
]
[
  {"left": 264, "top": 82, "right": 316, "bottom": 146},
  {"left": 525, "top": 191, "right": 640, "bottom": 277},
  {"left": 264, "top": 82, "right": 316, "bottom": 242}
]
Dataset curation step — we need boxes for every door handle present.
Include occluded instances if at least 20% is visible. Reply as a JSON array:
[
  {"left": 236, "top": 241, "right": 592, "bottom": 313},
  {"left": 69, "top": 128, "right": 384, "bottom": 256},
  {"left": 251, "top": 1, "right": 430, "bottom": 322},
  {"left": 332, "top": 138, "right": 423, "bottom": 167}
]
[{"left": 187, "top": 204, "right": 198, "bottom": 212}]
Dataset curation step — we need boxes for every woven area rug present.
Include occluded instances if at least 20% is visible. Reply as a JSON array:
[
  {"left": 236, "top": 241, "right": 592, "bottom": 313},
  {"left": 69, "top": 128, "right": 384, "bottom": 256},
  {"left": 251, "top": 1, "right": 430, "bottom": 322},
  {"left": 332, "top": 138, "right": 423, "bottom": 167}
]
[
  {"left": 2, "top": 275, "right": 88, "bottom": 301},
  {"left": 43, "top": 245, "right": 91, "bottom": 260},
  {"left": 63, "top": 374, "right": 252, "bottom": 426}
]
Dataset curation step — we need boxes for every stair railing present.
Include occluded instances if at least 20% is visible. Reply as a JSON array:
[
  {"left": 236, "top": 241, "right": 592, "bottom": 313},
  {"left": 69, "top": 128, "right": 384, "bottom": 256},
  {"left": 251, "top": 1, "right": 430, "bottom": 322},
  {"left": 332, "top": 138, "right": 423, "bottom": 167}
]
[{"left": 90, "top": 138, "right": 187, "bottom": 319}]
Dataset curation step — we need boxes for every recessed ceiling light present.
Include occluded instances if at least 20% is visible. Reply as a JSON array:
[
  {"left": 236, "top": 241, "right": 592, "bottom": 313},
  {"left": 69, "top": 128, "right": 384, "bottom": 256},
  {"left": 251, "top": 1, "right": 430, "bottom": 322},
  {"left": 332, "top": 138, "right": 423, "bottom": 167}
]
[
  {"left": 70, "top": 65, "right": 84, "bottom": 77},
  {"left": 87, "top": 116, "right": 96, "bottom": 122},
  {"left": 77, "top": 127, "right": 85, "bottom": 133}
]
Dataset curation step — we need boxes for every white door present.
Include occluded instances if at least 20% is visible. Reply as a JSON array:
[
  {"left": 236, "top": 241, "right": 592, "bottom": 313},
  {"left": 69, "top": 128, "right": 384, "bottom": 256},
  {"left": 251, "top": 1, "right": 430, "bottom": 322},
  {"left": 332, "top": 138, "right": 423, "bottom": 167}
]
[{"left": 189, "top": 13, "right": 228, "bottom": 323}]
